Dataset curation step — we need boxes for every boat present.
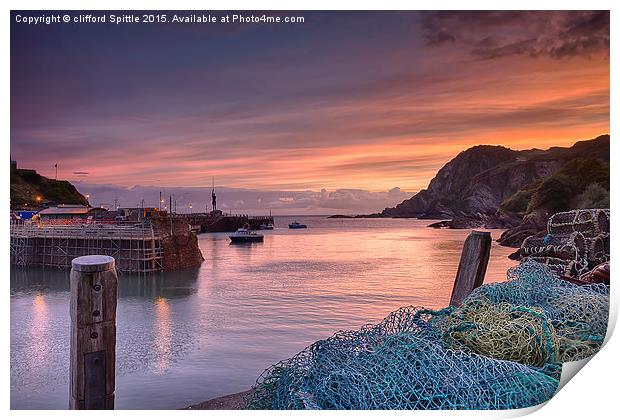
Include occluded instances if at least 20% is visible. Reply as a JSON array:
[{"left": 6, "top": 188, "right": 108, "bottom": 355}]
[
  {"left": 260, "top": 209, "right": 275, "bottom": 230},
  {"left": 288, "top": 220, "right": 307, "bottom": 229},
  {"left": 229, "top": 227, "right": 264, "bottom": 243}
]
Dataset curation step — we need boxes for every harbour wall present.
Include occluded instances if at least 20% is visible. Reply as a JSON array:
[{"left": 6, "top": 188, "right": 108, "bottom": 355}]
[
  {"left": 152, "top": 218, "right": 205, "bottom": 271},
  {"left": 10, "top": 220, "right": 204, "bottom": 273},
  {"left": 177, "top": 213, "right": 274, "bottom": 232}
]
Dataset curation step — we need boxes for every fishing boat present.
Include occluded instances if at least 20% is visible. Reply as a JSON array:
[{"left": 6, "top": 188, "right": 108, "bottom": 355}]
[
  {"left": 229, "top": 227, "right": 264, "bottom": 243},
  {"left": 260, "top": 222, "right": 274, "bottom": 230},
  {"left": 288, "top": 220, "right": 307, "bottom": 229}
]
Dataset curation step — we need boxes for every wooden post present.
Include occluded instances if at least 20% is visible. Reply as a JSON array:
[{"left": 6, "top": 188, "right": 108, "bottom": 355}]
[
  {"left": 449, "top": 230, "right": 491, "bottom": 307},
  {"left": 70, "top": 255, "right": 117, "bottom": 410}
]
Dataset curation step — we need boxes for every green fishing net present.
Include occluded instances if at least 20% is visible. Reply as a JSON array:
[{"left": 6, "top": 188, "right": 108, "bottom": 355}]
[{"left": 247, "top": 261, "right": 609, "bottom": 410}]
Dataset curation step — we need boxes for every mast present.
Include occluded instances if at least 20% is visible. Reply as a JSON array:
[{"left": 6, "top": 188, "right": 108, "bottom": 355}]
[{"left": 211, "top": 176, "right": 217, "bottom": 212}]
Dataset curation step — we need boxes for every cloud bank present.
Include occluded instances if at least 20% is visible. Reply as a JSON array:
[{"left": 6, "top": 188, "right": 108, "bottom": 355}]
[{"left": 73, "top": 182, "right": 413, "bottom": 215}]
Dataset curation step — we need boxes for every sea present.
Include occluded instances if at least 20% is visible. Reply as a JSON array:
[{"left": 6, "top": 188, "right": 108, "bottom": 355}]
[{"left": 10, "top": 216, "right": 517, "bottom": 409}]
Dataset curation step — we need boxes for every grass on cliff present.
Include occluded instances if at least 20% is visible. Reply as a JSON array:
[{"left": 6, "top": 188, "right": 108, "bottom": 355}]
[
  {"left": 11, "top": 169, "right": 88, "bottom": 207},
  {"left": 500, "top": 158, "right": 609, "bottom": 215}
]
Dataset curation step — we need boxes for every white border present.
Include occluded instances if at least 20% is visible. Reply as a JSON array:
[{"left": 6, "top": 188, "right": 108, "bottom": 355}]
[{"left": 2, "top": 1, "right": 617, "bottom": 419}]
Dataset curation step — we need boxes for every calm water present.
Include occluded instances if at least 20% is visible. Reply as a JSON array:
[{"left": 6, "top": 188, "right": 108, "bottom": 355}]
[{"left": 11, "top": 216, "right": 516, "bottom": 409}]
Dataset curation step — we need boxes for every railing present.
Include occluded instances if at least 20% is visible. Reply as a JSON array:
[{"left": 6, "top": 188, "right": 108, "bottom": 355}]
[
  {"left": 168, "top": 213, "right": 273, "bottom": 219},
  {"left": 10, "top": 221, "right": 159, "bottom": 240}
]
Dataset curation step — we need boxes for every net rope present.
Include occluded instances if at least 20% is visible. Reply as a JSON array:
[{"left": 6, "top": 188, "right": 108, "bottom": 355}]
[{"left": 247, "top": 261, "right": 609, "bottom": 410}]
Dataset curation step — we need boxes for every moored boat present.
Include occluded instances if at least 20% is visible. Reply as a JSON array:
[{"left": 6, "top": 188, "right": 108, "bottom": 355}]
[
  {"left": 288, "top": 221, "right": 307, "bottom": 229},
  {"left": 229, "top": 227, "right": 264, "bottom": 243}
]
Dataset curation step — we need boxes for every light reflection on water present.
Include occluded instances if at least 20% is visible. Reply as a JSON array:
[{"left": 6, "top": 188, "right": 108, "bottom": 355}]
[
  {"left": 154, "top": 297, "right": 172, "bottom": 375},
  {"left": 29, "top": 295, "right": 49, "bottom": 373},
  {"left": 11, "top": 217, "right": 517, "bottom": 409}
]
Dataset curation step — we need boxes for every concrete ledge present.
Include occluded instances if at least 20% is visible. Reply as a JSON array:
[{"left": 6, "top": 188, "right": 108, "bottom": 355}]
[{"left": 184, "top": 390, "right": 253, "bottom": 410}]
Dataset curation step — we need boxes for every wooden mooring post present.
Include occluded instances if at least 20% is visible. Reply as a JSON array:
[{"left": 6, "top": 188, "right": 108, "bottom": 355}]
[
  {"left": 70, "top": 255, "right": 117, "bottom": 409},
  {"left": 449, "top": 230, "right": 491, "bottom": 307}
]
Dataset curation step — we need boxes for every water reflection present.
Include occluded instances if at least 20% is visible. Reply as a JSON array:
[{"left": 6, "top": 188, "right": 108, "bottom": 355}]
[
  {"left": 118, "top": 268, "right": 200, "bottom": 299},
  {"left": 28, "top": 294, "right": 50, "bottom": 371},
  {"left": 10, "top": 266, "right": 200, "bottom": 300},
  {"left": 153, "top": 297, "right": 172, "bottom": 374},
  {"left": 11, "top": 217, "right": 518, "bottom": 409},
  {"left": 11, "top": 267, "right": 69, "bottom": 294}
]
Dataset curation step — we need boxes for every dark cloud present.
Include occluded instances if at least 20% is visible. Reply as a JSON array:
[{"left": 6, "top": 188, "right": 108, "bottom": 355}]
[
  {"left": 425, "top": 29, "right": 456, "bottom": 46},
  {"left": 421, "top": 11, "right": 609, "bottom": 59}
]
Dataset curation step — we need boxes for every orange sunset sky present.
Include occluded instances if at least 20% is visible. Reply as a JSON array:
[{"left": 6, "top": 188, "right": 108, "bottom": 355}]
[{"left": 11, "top": 11, "right": 609, "bottom": 194}]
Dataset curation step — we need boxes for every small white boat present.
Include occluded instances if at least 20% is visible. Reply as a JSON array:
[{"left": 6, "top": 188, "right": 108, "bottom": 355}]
[
  {"left": 261, "top": 222, "right": 274, "bottom": 230},
  {"left": 229, "top": 227, "right": 264, "bottom": 243}
]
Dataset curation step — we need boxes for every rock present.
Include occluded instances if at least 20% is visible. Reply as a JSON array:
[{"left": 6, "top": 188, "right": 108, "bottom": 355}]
[
  {"left": 496, "top": 210, "right": 549, "bottom": 248},
  {"left": 153, "top": 218, "right": 205, "bottom": 271},
  {"left": 508, "top": 249, "right": 521, "bottom": 260},
  {"left": 381, "top": 135, "right": 609, "bottom": 219},
  {"left": 426, "top": 213, "right": 521, "bottom": 230},
  {"left": 428, "top": 220, "right": 451, "bottom": 229}
]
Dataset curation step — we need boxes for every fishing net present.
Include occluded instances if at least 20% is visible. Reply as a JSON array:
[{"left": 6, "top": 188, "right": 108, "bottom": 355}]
[
  {"left": 248, "top": 308, "right": 559, "bottom": 410},
  {"left": 441, "top": 300, "right": 559, "bottom": 367},
  {"left": 463, "top": 262, "right": 609, "bottom": 362},
  {"left": 247, "top": 261, "right": 609, "bottom": 410}
]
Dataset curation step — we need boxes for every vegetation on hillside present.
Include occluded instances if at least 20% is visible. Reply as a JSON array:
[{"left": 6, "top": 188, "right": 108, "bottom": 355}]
[
  {"left": 10, "top": 168, "right": 89, "bottom": 208},
  {"left": 500, "top": 158, "right": 609, "bottom": 216}
]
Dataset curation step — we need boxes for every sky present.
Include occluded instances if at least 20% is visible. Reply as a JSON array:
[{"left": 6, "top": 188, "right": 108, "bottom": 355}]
[{"left": 10, "top": 11, "right": 610, "bottom": 212}]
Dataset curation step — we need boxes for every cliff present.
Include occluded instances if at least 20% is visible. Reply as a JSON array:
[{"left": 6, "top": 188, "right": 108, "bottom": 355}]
[
  {"left": 11, "top": 167, "right": 89, "bottom": 208},
  {"left": 382, "top": 135, "right": 609, "bottom": 219},
  {"left": 382, "top": 135, "right": 610, "bottom": 247}
]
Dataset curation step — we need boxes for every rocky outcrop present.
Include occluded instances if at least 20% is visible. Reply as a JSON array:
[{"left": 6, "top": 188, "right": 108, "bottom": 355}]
[
  {"left": 496, "top": 210, "right": 549, "bottom": 248},
  {"left": 379, "top": 135, "right": 610, "bottom": 248},
  {"left": 160, "top": 232, "right": 204, "bottom": 271},
  {"left": 382, "top": 135, "right": 609, "bottom": 220},
  {"left": 153, "top": 218, "right": 204, "bottom": 271},
  {"left": 428, "top": 212, "right": 522, "bottom": 230}
]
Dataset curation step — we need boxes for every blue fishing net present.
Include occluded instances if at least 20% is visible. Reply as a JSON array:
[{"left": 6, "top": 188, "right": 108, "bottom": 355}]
[{"left": 247, "top": 261, "right": 609, "bottom": 410}]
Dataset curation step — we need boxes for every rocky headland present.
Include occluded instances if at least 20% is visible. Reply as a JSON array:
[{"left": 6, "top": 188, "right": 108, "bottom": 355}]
[{"left": 376, "top": 134, "right": 610, "bottom": 247}]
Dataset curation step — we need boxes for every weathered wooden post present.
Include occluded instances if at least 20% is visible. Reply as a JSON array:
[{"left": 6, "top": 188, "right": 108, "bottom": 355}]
[
  {"left": 70, "top": 255, "right": 117, "bottom": 409},
  {"left": 450, "top": 230, "right": 491, "bottom": 307}
]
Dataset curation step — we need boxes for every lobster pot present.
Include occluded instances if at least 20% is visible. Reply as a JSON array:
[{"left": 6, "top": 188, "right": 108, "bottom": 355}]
[
  {"left": 569, "top": 231, "right": 587, "bottom": 259},
  {"left": 596, "top": 209, "right": 610, "bottom": 235},
  {"left": 588, "top": 234, "right": 610, "bottom": 265},
  {"left": 548, "top": 209, "right": 609, "bottom": 236}
]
